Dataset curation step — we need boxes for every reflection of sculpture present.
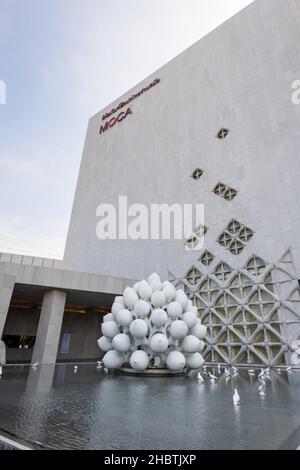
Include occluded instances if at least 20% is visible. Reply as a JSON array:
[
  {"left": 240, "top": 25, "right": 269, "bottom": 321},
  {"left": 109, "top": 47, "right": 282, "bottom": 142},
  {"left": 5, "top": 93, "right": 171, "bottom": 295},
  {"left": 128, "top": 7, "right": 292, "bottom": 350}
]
[
  {"left": 291, "top": 340, "right": 300, "bottom": 366},
  {"left": 97, "top": 273, "right": 207, "bottom": 373}
]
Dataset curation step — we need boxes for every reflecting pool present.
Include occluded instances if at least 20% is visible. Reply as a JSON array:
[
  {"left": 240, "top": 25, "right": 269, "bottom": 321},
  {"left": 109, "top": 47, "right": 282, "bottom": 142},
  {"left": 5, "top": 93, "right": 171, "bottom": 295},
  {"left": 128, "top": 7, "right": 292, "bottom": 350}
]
[{"left": 0, "top": 364, "right": 300, "bottom": 450}]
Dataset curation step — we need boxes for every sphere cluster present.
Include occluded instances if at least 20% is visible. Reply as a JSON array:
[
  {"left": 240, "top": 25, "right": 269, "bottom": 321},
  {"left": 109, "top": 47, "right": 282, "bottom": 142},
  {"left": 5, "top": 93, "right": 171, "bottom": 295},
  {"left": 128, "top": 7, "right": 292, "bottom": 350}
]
[{"left": 97, "top": 273, "right": 207, "bottom": 372}]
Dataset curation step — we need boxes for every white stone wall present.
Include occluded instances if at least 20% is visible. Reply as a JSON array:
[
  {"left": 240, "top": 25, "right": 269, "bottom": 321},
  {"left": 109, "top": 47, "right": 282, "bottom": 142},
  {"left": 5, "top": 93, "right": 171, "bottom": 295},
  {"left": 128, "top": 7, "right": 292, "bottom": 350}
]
[{"left": 63, "top": 0, "right": 300, "bottom": 281}]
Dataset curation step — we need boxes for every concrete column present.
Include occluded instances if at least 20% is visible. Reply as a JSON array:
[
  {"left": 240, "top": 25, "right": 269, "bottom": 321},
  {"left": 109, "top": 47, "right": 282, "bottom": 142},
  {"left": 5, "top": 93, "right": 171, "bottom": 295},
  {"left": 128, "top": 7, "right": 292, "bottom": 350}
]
[
  {"left": 31, "top": 289, "right": 67, "bottom": 365},
  {"left": 0, "top": 273, "right": 15, "bottom": 364}
]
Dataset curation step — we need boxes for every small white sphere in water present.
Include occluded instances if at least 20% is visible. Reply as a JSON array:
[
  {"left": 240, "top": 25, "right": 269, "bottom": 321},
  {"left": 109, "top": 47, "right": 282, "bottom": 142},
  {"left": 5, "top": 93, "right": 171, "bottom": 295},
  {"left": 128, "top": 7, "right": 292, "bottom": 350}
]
[
  {"left": 182, "top": 335, "right": 201, "bottom": 354},
  {"left": 103, "top": 350, "right": 124, "bottom": 369},
  {"left": 134, "top": 300, "right": 151, "bottom": 318},
  {"left": 138, "top": 281, "right": 153, "bottom": 300},
  {"left": 170, "top": 320, "right": 188, "bottom": 339},
  {"left": 112, "top": 334, "right": 131, "bottom": 352},
  {"left": 129, "top": 319, "right": 148, "bottom": 338},
  {"left": 150, "top": 309, "right": 168, "bottom": 327},
  {"left": 182, "top": 311, "right": 198, "bottom": 329},
  {"left": 186, "top": 352, "right": 205, "bottom": 369},
  {"left": 150, "top": 333, "right": 169, "bottom": 353},
  {"left": 130, "top": 350, "right": 149, "bottom": 371},
  {"left": 167, "top": 301, "right": 183, "bottom": 319},
  {"left": 103, "top": 313, "right": 114, "bottom": 323},
  {"left": 97, "top": 336, "right": 112, "bottom": 352},
  {"left": 117, "top": 309, "right": 133, "bottom": 327},
  {"left": 151, "top": 291, "right": 166, "bottom": 308},
  {"left": 101, "top": 321, "right": 120, "bottom": 339},
  {"left": 190, "top": 323, "right": 207, "bottom": 340},
  {"left": 123, "top": 287, "right": 139, "bottom": 308},
  {"left": 166, "top": 351, "right": 186, "bottom": 371}
]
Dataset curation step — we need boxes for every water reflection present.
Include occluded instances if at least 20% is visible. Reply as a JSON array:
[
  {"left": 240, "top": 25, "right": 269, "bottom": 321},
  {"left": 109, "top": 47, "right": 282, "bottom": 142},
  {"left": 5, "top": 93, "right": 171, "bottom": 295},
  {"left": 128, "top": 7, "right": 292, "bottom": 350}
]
[{"left": 0, "top": 365, "right": 299, "bottom": 450}]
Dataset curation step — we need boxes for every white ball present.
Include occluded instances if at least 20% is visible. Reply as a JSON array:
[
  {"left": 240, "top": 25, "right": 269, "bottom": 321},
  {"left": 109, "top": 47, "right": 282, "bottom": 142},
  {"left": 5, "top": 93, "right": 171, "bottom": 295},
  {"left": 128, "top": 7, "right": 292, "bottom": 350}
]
[
  {"left": 150, "top": 309, "right": 168, "bottom": 327},
  {"left": 117, "top": 309, "right": 133, "bottom": 327},
  {"left": 130, "top": 350, "right": 149, "bottom": 371},
  {"left": 166, "top": 351, "right": 186, "bottom": 371},
  {"left": 175, "top": 292, "right": 189, "bottom": 309},
  {"left": 103, "top": 313, "right": 114, "bottom": 323},
  {"left": 134, "top": 300, "right": 151, "bottom": 318},
  {"left": 129, "top": 319, "right": 148, "bottom": 338},
  {"left": 167, "top": 301, "right": 183, "bottom": 319},
  {"left": 112, "top": 334, "right": 131, "bottom": 352},
  {"left": 190, "top": 306, "right": 198, "bottom": 315},
  {"left": 115, "top": 296, "right": 125, "bottom": 305},
  {"left": 190, "top": 323, "right": 207, "bottom": 340},
  {"left": 183, "top": 311, "right": 198, "bottom": 329},
  {"left": 111, "top": 302, "right": 125, "bottom": 317},
  {"left": 148, "top": 272, "right": 161, "bottom": 284},
  {"left": 186, "top": 352, "right": 205, "bottom": 369},
  {"left": 182, "top": 335, "right": 201, "bottom": 353},
  {"left": 162, "top": 284, "right": 176, "bottom": 302},
  {"left": 103, "top": 350, "right": 124, "bottom": 369},
  {"left": 101, "top": 321, "right": 120, "bottom": 339},
  {"left": 133, "top": 282, "right": 141, "bottom": 293},
  {"left": 184, "top": 300, "right": 194, "bottom": 312},
  {"left": 150, "top": 279, "right": 162, "bottom": 292},
  {"left": 123, "top": 287, "right": 139, "bottom": 308},
  {"left": 199, "top": 340, "right": 206, "bottom": 352},
  {"left": 151, "top": 291, "right": 166, "bottom": 308},
  {"left": 170, "top": 320, "right": 188, "bottom": 339},
  {"left": 150, "top": 333, "right": 169, "bottom": 353},
  {"left": 138, "top": 281, "right": 153, "bottom": 300},
  {"left": 97, "top": 336, "right": 112, "bottom": 352}
]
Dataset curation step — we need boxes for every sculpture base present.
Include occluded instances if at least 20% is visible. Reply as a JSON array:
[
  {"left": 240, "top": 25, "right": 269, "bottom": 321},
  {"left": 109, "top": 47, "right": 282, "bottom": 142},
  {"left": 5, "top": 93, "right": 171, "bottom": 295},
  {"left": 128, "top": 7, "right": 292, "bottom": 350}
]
[{"left": 119, "top": 367, "right": 185, "bottom": 377}]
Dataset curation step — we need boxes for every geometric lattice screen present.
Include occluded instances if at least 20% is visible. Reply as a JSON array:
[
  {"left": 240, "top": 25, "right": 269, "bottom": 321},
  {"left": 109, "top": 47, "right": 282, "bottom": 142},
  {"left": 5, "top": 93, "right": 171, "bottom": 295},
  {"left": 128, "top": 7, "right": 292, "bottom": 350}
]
[
  {"left": 169, "top": 249, "right": 300, "bottom": 366},
  {"left": 217, "top": 219, "right": 255, "bottom": 256}
]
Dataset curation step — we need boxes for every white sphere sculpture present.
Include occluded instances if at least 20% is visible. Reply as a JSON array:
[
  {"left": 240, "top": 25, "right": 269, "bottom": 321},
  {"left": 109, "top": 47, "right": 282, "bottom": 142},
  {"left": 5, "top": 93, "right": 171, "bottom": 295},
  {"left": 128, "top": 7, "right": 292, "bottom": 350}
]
[
  {"left": 183, "top": 311, "right": 198, "bottom": 329},
  {"left": 186, "top": 352, "right": 205, "bottom": 369},
  {"left": 190, "top": 323, "right": 207, "bottom": 340},
  {"left": 117, "top": 309, "right": 133, "bottom": 327},
  {"left": 170, "top": 320, "right": 188, "bottom": 339},
  {"left": 112, "top": 334, "right": 131, "bottom": 352},
  {"left": 150, "top": 333, "right": 169, "bottom": 353},
  {"left": 130, "top": 319, "right": 148, "bottom": 339},
  {"left": 103, "top": 350, "right": 124, "bottom": 369},
  {"left": 97, "top": 273, "right": 208, "bottom": 373},
  {"left": 123, "top": 287, "right": 139, "bottom": 308},
  {"left": 150, "top": 309, "right": 168, "bottom": 327},
  {"left": 167, "top": 301, "right": 183, "bottom": 319},
  {"left": 103, "top": 313, "right": 114, "bottom": 323},
  {"left": 166, "top": 351, "right": 186, "bottom": 371},
  {"left": 97, "top": 336, "right": 112, "bottom": 352},
  {"left": 130, "top": 350, "right": 150, "bottom": 371},
  {"left": 134, "top": 300, "right": 150, "bottom": 318},
  {"left": 101, "top": 321, "right": 120, "bottom": 339},
  {"left": 182, "top": 335, "right": 201, "bottom": 354}
]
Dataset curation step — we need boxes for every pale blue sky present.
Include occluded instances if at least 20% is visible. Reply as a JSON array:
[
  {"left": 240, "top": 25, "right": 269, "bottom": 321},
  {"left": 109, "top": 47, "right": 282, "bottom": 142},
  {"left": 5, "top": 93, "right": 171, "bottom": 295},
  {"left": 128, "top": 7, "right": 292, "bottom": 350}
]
[{"left": 0, "top": 0, "right": 253, "bottom": 259}]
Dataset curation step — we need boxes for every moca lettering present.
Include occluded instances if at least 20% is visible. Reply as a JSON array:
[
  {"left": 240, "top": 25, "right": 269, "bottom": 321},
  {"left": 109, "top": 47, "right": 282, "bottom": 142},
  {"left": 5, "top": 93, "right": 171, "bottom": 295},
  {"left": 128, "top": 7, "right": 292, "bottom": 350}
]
[{"left": 99, "top": 108, "right": 132, "bottom": 135}]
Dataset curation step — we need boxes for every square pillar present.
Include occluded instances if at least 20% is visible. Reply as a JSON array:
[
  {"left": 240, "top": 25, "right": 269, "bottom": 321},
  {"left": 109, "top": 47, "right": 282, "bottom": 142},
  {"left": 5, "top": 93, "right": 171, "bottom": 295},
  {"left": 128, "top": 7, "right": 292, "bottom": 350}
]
[
  {"left": 31, "top": 289, "right": 67, "bottom": 365},
  {"left": 0, "top": 273, "right": 16, "bottom": 364}
]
